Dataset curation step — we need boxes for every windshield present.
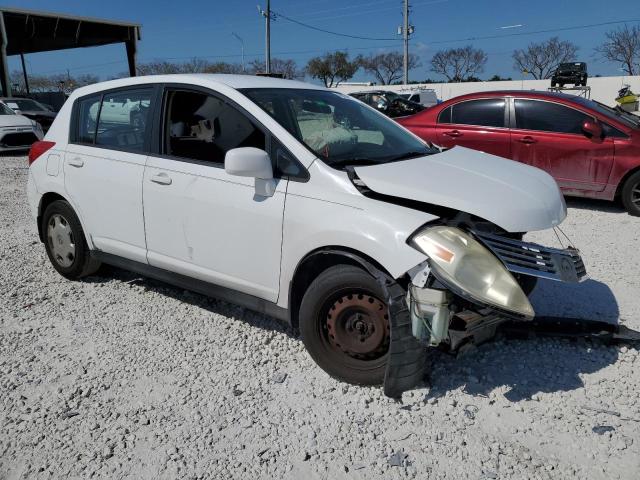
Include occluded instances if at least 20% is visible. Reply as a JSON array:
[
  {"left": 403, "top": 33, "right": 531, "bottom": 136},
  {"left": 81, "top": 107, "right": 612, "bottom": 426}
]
[
  {"left": 241, "top": 88, "right": 435, "bottom": 168},
  {"left": 573, "top": 97, "right": 640, "bottom": 129},
  {"left": 0, "top": 103, "right": 15, "bottom": 115},
  {"left": 7, "top": 98, "right": 47, "bottom": 111}
]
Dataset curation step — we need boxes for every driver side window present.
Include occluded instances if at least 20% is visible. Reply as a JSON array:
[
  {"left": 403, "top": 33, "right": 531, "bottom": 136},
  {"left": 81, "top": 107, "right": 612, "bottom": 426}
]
[{"left": 164, "top": 90, "right": 265, "bottom": 165}]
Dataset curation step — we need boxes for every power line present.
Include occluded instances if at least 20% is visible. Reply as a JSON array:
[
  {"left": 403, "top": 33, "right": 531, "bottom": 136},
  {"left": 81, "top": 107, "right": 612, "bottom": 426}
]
[
  {"left": 426, "top": 19, "right": 640, "bottom": 45},
  {"left": 277, "top": 0, "right": 448, "bottom": 24},
  {"left": 274, "top": 11, "right": 398, "bottom": 41}
]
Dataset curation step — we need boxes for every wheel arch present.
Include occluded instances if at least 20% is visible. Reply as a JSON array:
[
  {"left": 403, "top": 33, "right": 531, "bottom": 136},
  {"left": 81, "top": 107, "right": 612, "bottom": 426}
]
[
  {"left": 288, "top": 246, "right": 400, "bottom": 330},
  {"left": 615, "top": 165, "right": 640, "bottom": 198},
  {"left": 37, "top": 192, "right": 93, "bottom": 249}
]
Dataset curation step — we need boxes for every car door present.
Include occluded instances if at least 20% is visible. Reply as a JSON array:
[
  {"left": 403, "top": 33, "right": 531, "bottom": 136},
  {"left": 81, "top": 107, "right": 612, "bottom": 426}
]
[
  {"left": 435, "top": 98, "right": 511, "bottom": 158},
  {"left": 64, "top": 87, "right": 156, "bottom": 263},
  {"left": 142, "top": 87, "right": 287, "bottom": 302},
  {"left": 510, "top": 98, "right": 615, "bottom": 192}
]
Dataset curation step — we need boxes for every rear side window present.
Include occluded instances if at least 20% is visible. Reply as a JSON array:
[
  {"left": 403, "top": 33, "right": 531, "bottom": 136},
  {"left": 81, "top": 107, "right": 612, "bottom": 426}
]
[
  {"left": 164, "top": 90, "right": 265, "bottom": 165},
  {"left": 95, "top": 90, "right": 152, "bottom": 152},
  {"left": 73, "top": 88, "right": 154, "bottom": 152},
  {"left": 76, "top": 95, "right": 101, "bottom": 143},
  {"left": 437, "top": 106, "right": 452, "bottom": 124},
  {"left": 450, "top": 99, "right": 505, "bottom": 128},
  {"left": 514, "top": 99, "right": 588, "bottom": 135}
]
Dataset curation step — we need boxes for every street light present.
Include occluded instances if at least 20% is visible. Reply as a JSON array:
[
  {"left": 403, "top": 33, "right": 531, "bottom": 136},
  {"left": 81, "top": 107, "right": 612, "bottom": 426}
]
[{"left": 232, "top": 32, "right": 245, "bottom": 72}]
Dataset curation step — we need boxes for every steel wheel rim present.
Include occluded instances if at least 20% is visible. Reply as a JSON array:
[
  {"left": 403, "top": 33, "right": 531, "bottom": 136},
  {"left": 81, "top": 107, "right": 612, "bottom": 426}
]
[
  {"left": 632, "top": 182, "right": 640, "bottom": 205},
  {"left": 325, "top": 292, "right": 390, "bottom": 361},
  {"left": 47, "top": 214, "right": 76, "bottom": 268}
]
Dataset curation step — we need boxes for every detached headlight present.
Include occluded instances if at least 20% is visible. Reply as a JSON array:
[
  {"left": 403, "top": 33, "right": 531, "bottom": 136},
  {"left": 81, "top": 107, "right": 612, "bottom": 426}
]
[
  {"left": 409, "top": 226, "right": 534, "bottom": 318},
  {"left": 32, "top": 121, "right": 44, "bottom": 138}
]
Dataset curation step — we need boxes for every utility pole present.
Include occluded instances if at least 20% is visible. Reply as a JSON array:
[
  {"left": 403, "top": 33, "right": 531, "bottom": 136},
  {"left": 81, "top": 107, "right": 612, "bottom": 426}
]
[
  {"left": 398, "top": 0, "right": 414, "bottom": 85},
  {"left": 232, "top": 32, "right": 245, "bottom": 72},
  {"left": 258, "top": 1, "right": 272, "bottom": 74}
]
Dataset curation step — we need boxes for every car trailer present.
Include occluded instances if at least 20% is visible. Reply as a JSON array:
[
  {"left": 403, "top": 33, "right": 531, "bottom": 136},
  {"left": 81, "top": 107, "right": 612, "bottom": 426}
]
[{"left": 548, "top": 85, "right": 591, "bottom": 99}]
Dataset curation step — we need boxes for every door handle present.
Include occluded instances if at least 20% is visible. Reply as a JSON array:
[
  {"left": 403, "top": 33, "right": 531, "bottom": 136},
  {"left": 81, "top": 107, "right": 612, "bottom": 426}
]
[
  {"left": 444, "top": 130, "right": 462, "bottom": 138},
  {"left": 150, "top": 173, "right": 172, "bottom": 185},
  {"left": 68, "top": 157, "right": 84, "bottom": 168},
  {"left": 518, "top": 136, "right": 537, "bottom": 144}
]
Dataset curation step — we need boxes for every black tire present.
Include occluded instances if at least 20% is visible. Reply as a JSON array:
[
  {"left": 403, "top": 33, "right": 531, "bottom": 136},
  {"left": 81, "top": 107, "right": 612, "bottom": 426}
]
[
  {"left": 621, "top": 170, "right": 640, "bottom": 216},
  {"left": 299, "top": 265, "right": 390, "bottom": 385},
  {"left": 42, "top": 200, "right": 101, "bottom": 279}
]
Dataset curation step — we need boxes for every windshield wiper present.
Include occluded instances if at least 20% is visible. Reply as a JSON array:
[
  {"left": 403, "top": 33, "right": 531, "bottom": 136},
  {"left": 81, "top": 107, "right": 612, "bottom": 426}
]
[
  {"left": 387, "top": 150, "right": 430, "bottom": 162},
  {"left": 326, "top": 158, "right": 380, "bottom": 169}
]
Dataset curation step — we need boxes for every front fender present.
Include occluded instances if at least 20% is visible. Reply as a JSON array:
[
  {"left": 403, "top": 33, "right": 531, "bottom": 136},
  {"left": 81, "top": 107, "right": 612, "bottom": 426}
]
[{"left": 277, "top": 189, "right": 434, "bottom": 309}]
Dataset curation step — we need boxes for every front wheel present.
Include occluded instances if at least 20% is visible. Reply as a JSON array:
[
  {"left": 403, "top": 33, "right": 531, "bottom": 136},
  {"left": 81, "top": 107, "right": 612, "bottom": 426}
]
[
  {"left": 621, "top": 170, "right": 640, "bottom": 216},
  {"left": 299, "top": 265, "right": 390, "bottom": 385},
  {"left": 42, "top": 200, "right": 101, "bottom": 279}
]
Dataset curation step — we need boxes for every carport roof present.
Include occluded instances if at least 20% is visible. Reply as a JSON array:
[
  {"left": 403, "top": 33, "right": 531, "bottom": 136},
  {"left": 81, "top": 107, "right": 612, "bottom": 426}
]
[{"left": 0, "top": 7, "right": 141, "bottom": 55}]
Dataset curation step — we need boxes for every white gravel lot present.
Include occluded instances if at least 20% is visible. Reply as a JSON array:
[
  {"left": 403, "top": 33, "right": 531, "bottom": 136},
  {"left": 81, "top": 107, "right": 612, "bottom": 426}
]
[{"left": 1, "top": 154, "right": 639, "bottom": 480}]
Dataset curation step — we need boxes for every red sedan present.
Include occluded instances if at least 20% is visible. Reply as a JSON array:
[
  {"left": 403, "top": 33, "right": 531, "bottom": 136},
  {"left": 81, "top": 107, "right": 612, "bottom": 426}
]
[{"left": 397, "top": 90, "right": 640, "bottom": 215}]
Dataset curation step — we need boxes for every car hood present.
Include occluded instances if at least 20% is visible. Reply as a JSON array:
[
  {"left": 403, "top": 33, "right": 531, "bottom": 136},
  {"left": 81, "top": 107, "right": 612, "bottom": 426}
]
[
  {"left": 354, "top": 146, "right": 566, "bottom": 232},
  {"left": 0, "top": 114, "right": 34, "bottom": 128}
]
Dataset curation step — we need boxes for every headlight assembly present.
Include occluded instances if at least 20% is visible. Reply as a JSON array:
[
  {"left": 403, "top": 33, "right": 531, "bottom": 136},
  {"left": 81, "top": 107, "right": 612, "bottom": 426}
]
[
  {"left": 32, "top": 121, "right": 44, "bottom": 138},
  {"left": 409, "top": 226, "right": 534, "bottom": 318}
]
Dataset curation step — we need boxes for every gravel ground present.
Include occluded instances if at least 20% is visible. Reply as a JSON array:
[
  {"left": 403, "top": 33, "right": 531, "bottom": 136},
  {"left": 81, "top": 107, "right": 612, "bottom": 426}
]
[{"left": 1, "top": 154, "right": 639, "bottom": 479}]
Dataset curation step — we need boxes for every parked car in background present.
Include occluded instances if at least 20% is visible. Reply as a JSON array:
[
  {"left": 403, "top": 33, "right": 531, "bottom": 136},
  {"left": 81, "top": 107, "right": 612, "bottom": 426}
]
[
  {"left": 399, "top": 89, "right": 439, "bottom": 108},
  {"left": 350, "top": 90, "right": 424, "bottom": 118},
  {"left": 551, "top": 62, "right": 588, "bottom": 87},
  {"left": 0, "top": 102, "right": 43, "bottom": 151},
  {"left": 397, "top": 90, "right": 640, "bottom": 215},
  {"left": 28, "top": 75, "right": 587, "bottom": 396},
  {"left": 1, "top": 97, "right": 56, "bottom": 132},
  {"left": 89, "top": 94, "right": 150, "bottom": 130}
]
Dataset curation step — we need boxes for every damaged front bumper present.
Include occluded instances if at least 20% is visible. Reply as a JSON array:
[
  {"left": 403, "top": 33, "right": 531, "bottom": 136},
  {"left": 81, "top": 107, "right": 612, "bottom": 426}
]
[{"left": 383, "top": 234, "right": 588, "bottom": 398}]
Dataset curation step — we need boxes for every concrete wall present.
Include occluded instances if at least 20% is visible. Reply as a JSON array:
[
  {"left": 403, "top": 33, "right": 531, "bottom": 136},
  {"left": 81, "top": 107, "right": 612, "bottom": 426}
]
[{"left": 335, "top": 75, "right": 640, "bottom": 107}]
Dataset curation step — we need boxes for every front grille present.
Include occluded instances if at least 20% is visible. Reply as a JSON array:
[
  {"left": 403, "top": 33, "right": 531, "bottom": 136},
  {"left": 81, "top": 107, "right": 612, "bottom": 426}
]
[
  {"left": 474, "top": 231, "right": 587, "bottom": 283},
  {"left": 1, "top": 132, "right": 38, "bottom": 148}
]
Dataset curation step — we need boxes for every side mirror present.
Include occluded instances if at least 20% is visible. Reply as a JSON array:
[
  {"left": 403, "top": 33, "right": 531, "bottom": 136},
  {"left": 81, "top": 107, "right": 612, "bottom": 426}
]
[
  {"left": 376, "top": 98, "right": 389, "bottom": 111},
  {"left": 582, "top": 119, "right": 602, "bottom": 139},
  {"left": 225, "top": 147, "right": 276, "bottom": 197}
]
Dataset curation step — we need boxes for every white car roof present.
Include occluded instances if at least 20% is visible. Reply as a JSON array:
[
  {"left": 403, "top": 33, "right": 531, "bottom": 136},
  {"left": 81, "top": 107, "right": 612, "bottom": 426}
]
[{"left": 71, "top": 74, "right": 326, "bottom": 98}]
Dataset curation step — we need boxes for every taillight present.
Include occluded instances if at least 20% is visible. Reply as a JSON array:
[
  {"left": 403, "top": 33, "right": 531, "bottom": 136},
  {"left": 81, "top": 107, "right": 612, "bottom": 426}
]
[{"left": 28, "top": 141, "right": 56, "bottom": 166}]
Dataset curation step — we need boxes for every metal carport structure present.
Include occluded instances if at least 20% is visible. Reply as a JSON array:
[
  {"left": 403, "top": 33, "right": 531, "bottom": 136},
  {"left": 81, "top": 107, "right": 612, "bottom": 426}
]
[{"left": 0, "top": 7, "right": 141, "bottom": 96}]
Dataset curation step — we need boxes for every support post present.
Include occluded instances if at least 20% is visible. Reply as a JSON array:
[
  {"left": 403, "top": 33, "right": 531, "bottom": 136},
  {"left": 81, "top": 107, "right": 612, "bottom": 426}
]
[
  {"left": 126, "top": 27, "right": 138, "bottom": 77},
  {"left": 0, "top": 12, "right": 11, "bottom": 97},
  {"left": 20, "top": 53, "right": 30, "bottom": 94}
]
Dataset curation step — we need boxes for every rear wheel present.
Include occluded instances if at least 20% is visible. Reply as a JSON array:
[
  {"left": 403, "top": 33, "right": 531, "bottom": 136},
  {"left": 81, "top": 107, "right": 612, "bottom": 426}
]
[
  {"left": 299, "top": 265, "right": 390, "bottom": 385},
  {"left": 42, "top": 200, "right": 101, "bottom": 279},
  {"left": 621, "top": 170, "right": 640, "bottom": 216}
]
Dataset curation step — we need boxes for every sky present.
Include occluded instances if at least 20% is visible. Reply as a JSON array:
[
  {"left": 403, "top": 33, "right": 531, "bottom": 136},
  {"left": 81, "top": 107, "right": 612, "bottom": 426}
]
[{"left": 7, "top": 0, "right": 638, "bottom": 83}]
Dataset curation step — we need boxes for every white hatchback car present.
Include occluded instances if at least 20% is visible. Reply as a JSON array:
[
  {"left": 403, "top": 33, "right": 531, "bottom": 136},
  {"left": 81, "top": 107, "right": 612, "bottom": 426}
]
[{"left": 27, "top": 74, "right": 586, "bottom": 396}]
